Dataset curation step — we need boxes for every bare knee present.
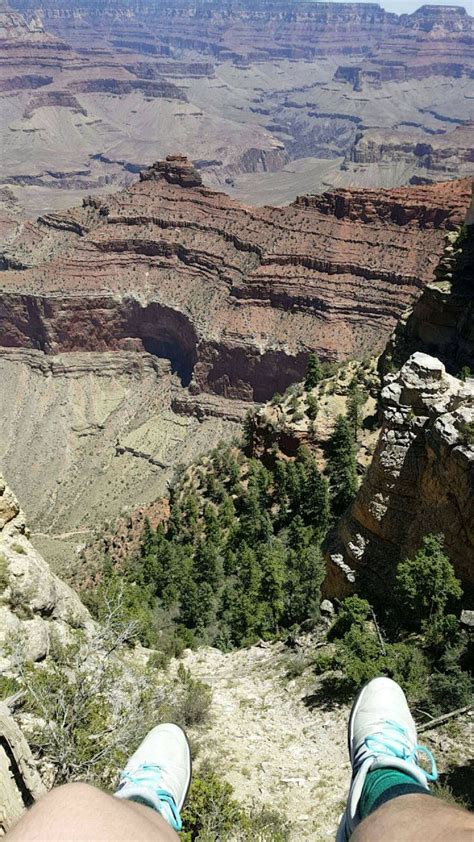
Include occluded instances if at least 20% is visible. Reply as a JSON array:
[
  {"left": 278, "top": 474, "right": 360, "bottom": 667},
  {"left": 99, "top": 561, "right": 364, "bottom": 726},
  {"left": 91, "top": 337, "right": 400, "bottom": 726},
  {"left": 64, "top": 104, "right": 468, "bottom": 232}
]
[{"left": 37, "top": 781, "right": 103, "bottom": 809}]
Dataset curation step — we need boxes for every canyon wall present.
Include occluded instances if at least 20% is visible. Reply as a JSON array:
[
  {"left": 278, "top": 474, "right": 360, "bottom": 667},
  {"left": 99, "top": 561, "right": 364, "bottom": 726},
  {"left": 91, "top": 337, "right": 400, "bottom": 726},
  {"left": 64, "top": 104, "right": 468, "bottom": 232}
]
[
  {"left": 327, "top": 353, "right": 474, "bottom": 595},
  {"left": 1, "top": 159, "right": 470, "bottom": 403},
  {"left": 327, "top": 197, "right": 474, "bottom": 594}
]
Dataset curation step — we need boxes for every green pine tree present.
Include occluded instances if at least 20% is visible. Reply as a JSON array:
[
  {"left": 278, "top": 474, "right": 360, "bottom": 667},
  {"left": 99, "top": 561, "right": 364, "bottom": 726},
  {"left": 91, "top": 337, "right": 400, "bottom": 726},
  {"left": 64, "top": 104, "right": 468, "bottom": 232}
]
[
  {"left": 326, "top": 415, "right": 358, "bottom": 518},
  {"left": 347, "top": 379, "right": 366, "bottom": 441},
  {"left": 395, "top": 534, "right": 463, "bottom": 631},
  {"left": 306, "top": 393, "right": 319, "bottom": 420},
  {"left": 305, "top": 353, "right": 322, "bottom": 390},
  {"left": 301, "top": 457, "right": 330, "bottom": 538}
]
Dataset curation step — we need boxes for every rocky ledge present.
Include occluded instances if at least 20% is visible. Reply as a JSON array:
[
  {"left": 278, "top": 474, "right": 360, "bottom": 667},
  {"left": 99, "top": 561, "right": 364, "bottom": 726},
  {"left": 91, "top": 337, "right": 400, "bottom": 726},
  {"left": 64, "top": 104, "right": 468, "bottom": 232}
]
[
  {"left": 0, "top": 474, "right": 94, "bottom": 670},
  {"left": 327, "top": 352, "right": 474, "bottom": 595}
]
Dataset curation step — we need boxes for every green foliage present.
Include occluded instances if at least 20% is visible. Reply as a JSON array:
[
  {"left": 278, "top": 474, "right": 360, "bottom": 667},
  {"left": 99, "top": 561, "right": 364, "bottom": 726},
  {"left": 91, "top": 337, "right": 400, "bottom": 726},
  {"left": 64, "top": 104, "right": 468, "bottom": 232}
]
[
  {"left": 181, "top": 768, "right": 244, "bottom": 841},
  {"left": 457, "top": 365, "right": 471, "bottom": 382},
  {"left": 242, "top": 411, "right": 255, "bottom": 453},
  {"left": 305, "top": 352, "right": 322, "bottom": 390},
  {"left": 83, "top": 443, "right": 332, "bottom": 652},
  {"left": 181, "top": 765, "right": 290, "bottom": 842},
  {"left": 459, "top": 419, "right": 474, "bottom": 447},
  {"left": 11, "top": 543, "right": 27, "bottom": 555},
  {"left": 328, "top": 595, "right": 370, "bottom": 639},
  {"left": 11, "top": 610, "right": 212, "bottom": 790},
  {"left": 319, "top": 535, "right": 471, "bottom": 716},
  {"left": 326, "top": 415, "right": 358, "bottom": 518},
  {"left": 346, "top": 379, "right": 366, "bottom": 441},
  {"left": 0, "top": 554, "right": 8, "bottom": 591},
  {"left": 395, "top": 534, "right": 462, "bottom": 631},
  {"left": 306, "top": 393, "right": 319, "bottom": 420},
  {"left": 0, "top": 674, "right": 19, "bottom": 698},
  {"left": 172, "top": 664, "right": 212, "bottom": 728}
]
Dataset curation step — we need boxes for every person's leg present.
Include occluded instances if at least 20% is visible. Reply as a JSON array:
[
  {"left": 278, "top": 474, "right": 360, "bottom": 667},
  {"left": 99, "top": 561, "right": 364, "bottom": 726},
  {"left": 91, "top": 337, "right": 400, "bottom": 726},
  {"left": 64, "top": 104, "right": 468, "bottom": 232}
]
[
  {"left": 6, "top": 782, "right": 179, "bottom": 842},
  {"left": 7, "top": 723, "right": 191, "bottom": 842},
  {"left": 352, "top": 792, "right": 474, "bottom": 842},
  {"left": 336, "top": 677, "right": 474, "bottom": 842}
]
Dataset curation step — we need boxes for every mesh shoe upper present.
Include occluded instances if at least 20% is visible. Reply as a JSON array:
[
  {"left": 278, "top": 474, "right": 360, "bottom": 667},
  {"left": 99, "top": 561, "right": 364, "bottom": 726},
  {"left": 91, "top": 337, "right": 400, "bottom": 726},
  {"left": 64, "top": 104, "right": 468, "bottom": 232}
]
[
  {"left": 114, "top": 723, "right": 191, "bottom": 832},
  {"left": 337, "top": 677, "right": 437, "bottom": 840}
]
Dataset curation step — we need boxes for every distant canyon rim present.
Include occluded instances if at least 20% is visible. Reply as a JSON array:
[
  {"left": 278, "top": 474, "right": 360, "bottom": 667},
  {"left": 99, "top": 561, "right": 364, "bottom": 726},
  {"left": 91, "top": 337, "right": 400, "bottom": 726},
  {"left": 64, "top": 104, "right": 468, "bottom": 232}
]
[{"left": 0, "top": 0, "right": 473, "bottom": 214}]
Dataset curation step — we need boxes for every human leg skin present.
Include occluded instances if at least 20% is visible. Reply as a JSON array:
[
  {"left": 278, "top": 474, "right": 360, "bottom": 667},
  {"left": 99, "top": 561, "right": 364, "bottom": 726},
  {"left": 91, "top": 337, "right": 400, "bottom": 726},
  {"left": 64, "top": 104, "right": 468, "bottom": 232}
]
[
  {"left": 351, "top": 792, "right": 474, "bottom": 842},
  {"left": 6, "top": 782, "right": 180, "bottom": 842}
]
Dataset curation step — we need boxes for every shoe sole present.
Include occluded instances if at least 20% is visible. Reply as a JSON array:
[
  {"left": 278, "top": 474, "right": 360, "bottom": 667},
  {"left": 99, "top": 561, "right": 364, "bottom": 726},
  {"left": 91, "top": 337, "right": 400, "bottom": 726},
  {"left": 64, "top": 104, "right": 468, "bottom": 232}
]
[
  {"left": 179, "top": 727, "right": 193, "bottom": 811},
  {"left": 347, "top": 680, "right": 369, "bottom": 767}
]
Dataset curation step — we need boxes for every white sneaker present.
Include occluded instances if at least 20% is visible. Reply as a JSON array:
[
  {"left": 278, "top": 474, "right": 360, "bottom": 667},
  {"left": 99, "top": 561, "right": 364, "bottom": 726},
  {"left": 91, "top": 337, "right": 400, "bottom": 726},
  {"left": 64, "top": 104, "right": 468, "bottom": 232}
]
[
  {"left": 114, "top": 723, "right": 191, "bottom": 832},
  {"left": 336, "top": 677, "right": 437, "bottom": 841}
]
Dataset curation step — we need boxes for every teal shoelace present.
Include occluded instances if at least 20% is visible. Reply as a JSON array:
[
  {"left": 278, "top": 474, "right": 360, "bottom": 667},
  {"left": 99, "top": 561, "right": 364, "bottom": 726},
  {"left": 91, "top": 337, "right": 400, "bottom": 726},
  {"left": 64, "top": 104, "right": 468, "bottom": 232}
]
[
  {"left": 358, "top": 719, "right": 438, "bottom": 782},
  {"left": 120, "top": 763, "right": 183, "bottom": 831}
]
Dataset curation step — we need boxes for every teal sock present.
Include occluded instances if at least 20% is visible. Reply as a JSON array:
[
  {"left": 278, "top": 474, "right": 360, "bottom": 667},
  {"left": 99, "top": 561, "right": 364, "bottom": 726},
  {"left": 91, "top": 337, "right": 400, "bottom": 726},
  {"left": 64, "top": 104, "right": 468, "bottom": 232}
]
[{"left": 359, "top": 768, "right": 428, "bottom": 820}]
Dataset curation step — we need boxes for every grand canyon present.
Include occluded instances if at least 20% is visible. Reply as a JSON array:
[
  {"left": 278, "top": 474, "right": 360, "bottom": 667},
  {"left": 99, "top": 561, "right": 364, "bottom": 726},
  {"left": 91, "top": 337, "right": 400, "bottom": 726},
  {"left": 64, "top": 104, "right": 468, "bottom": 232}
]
[
  {"left": 1, "top": 0, "right": 473, "bottom": 213},
  {"left": 1, "top": 2, "right": 473, "bottom": 839}
]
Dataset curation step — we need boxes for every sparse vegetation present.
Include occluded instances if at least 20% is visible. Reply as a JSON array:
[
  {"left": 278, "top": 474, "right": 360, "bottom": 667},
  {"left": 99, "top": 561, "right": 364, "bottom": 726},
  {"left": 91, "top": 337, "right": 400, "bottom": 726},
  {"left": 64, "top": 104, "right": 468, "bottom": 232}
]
[{"left": 315, "top": 535, "right": 472, "bottom": 717}]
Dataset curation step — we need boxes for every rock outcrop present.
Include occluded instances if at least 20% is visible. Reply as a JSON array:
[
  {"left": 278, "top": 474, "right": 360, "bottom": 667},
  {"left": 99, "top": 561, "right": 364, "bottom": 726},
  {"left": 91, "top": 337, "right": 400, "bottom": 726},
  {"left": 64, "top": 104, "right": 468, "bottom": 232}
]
[
  {"left": 0, "top": 473, "right": 95, "bottom": 670},
  {"left": 327, "top": 352, "right": 474, "bottom": 595},
  {"left": 1, "top": 162, "right": 470, "bottom": 403},
  {"left": 383, "top": 187, "right": 474, "bottom": 376}
]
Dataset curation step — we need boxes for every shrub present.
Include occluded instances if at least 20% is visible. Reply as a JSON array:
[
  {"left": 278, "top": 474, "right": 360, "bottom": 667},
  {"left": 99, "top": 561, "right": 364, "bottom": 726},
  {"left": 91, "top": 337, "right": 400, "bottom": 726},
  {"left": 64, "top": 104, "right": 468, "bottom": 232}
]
[
  {"left": 181, "top": 765, "right": 290, "bottom": 841},
  {"left": 180, "top": 767, "right": 244, "bottom": 841},
  {"left": 173, "top": 664, "right": 212, "bottom": 728},
  {"left": 11, "top": 543, "right": 27, "bottom": 555},
  {"left": 306, "top": 394, "right": 318, "bottom": 420},
  {"left": 0, "top": 554, "right": 8, "bottom": 591},
  {"left": 427, "top": 668, "right": 473, "bottom": 715},
  {"left": 395, "top": 535, "right": 462, "bottom": 631},
  {"left": 459, "top": 419, "right": 474, "bottom": 447}
]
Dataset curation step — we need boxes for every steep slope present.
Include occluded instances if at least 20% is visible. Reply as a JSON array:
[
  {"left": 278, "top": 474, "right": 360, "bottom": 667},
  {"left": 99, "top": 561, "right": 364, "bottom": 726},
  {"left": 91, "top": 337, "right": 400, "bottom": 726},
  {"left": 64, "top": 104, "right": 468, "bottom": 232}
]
[
  {"left": 0, "top": 163, "right": 470, "bottom": 569},
  {"left": 327, "top": 352, "right": 474, "bottom": 594},
  {"left": 0, "top": 472, "right": 94, "bottom": 670},
  {"left": 383, "top": 189, "right": 474, "bottom": 375},
  {"left": 327, "top": 194, "right": 474, "bottom": 594}
]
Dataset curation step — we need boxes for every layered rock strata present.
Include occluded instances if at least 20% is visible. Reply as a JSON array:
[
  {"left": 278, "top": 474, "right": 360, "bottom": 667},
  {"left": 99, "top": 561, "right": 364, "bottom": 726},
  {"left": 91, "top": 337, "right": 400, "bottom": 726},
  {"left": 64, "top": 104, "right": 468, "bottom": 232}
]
[
  {"left": 327, "top": 352, "right": 474, "bottom": 595},
  {"left": 2, "top": 2, "right": 473, "bottom": 210},
  {"left": 383, "top": 189, "right": 474, "bottom": 375},
  {"left": 0, "top": 160, "right": 470, "bottom": 403}
]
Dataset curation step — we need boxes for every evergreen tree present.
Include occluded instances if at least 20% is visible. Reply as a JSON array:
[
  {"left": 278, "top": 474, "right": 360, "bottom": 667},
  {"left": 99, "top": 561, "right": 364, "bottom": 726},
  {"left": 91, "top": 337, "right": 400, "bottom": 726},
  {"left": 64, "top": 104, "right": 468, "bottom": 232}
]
[
  {"left": 306, "top": 393, "right": 319, "bottom": 420},
  {"left": 258, "top": 542, "right": 286, "bottom": 632},
  {"left": 140, "top": 517, "right": 156, "bottom": 559},
  {"left": 219, "top": 494, "right": 236, "bottom": 529},
  {"left": 227, "top": 457, "right": 240, "bottom": 492},
  {"left": 287, "top": 514, "right": 311, "bottom": 553},
  {"left": 305, "top": 353, "right": 322, "bottom": 390},
  {"left": 395, "top": 534, "right": 462, "bottom": 631},
  {"left": 194, "top": 540, "right": 222, "bottom": 588},
  {"left": 286, "top": 460, "right": 307, "bottom": 513},
  {"left": 242, "top": 411, "right": 255, "bottom": 453},
  {"left": 326, "top": 415, "right": 358, "bottom": 518},
  {"left": 347, "top": 379, "right": 366, "bottom": 441},
  {"left": 301, "top": 457, "right": 330, "bottom": 538},
  {"left": 273, "top": 460, "right": 288, "bottom": 518},
  {"left": 203, "top": 503, "right": 221, "bottom": 546}
]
